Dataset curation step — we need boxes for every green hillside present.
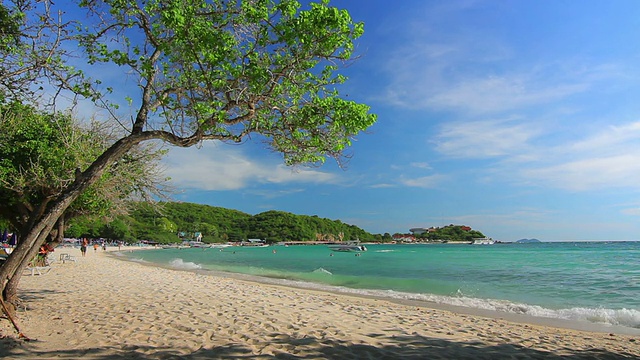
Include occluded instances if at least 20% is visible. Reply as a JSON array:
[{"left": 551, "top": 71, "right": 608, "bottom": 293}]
[{"left": 66, "top": 202, "right": 375, "bottom": 244}]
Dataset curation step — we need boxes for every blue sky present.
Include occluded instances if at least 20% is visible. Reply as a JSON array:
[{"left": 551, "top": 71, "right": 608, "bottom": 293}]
[{"left": 119, "top": 1, "right": 640, "bottom": 240}]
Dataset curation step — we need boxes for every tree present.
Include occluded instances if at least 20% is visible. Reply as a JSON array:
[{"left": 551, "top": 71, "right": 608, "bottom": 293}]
[
  {"left": 0, "top": 101, "right": 168, "bottom": 311},
  {"left": 0, "top": 102, "right": 168, "bottom": 238},
  {"left": 0, "top": 0, "right": 376, "bottom": 320},
  {"left": 100, "top": 218, "right": 132, "bottom": 241}
]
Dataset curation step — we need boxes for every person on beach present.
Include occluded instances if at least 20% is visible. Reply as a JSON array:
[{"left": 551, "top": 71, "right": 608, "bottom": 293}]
[
  {"left": 81, "top": 238, "right": 88, "bottom": 257},
  {"left": 34, "top": 243, "right": 54, "bottom": 266},
  {"left": 93, "top": 243, "right": 99, "bottom": 253}
]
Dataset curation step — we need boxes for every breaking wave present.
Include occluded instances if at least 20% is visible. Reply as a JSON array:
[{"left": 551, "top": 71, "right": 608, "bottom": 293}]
[
  {"left": 253, "top": 277, "right": 640, "bottom": 330},
  {"left": 169, "top": 258, "right": 202, "bottom": 270},
  {"left": 312, "top": 267, "right": 333, "bottom": 275}
]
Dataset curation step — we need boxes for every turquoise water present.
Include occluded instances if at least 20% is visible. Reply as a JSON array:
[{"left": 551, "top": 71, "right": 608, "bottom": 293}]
[{"left": 119, "top": 242, "right": 640, "bottom": 329}]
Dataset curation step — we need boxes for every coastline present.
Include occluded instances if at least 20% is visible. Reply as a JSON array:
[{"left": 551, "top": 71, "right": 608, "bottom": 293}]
[{"left": 2, "top": 246, "right": 638, "bottom": 359}]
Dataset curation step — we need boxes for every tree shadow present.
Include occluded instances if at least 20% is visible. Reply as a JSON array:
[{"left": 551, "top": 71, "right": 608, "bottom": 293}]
[
  {"left": 16, "top": 288, "right": 63, "bottom": 302},
  {"left": 1, "top": 331, "right": 637, "bottom": 359}
]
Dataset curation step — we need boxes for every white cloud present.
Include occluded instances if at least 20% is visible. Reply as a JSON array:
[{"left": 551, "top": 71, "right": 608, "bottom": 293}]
[
  {"left": 425, "top": 75, "right": 588, "bottom": 114},
  {"left": 512, "top": 120, "right": 640, "bottom": 191},
  {"left": 382, "top": 43, "right": 591, "bottom": 114},
  {"left": 410, "top": 162, "right": 432, "bottom": 169},
  {"left": 163, "top": 142, "right": 337, "bottom": 191},
  {"left": 369, "top": 183, "right": 395, "bottom": 189},
  {"left": 374, "top": 3, "right": 623, "bottom": 116},
  {"left": 430, "top": 110, "right": 640, "bottom": 191},
  {"left": 399, "top": 174, "right": 447, "bottom": 188},
  {"left": 494, "top": 120, "right": 640, "bottom": 191},
  {"left": 434, "top": 118, "right": 541, "bottom": 159},
  {"left": 621, "top": 207, "right": 640, "bottom": 216},
  {"left": 521, "top": 153, "right": 640, "bottom": 191},
  {"left": 568, "top": 122, "right": 640, "bottom": 154}
]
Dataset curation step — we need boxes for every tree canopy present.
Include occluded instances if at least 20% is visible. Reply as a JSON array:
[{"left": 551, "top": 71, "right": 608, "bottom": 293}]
[
  {"left": 70, "top": 0, "right": 376, "bottom": 164},
  {"left": 0, "top": 101, "right": 168, "bottom": 241}
]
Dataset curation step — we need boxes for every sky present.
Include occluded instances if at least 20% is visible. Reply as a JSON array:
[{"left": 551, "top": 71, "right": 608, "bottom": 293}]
[{"left": 74, "top": 1, "right": 640, "bottom": 241}]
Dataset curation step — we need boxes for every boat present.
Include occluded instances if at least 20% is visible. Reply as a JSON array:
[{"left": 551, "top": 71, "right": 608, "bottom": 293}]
[
  {"left": 328, "top": 241, "right": 367, "bottom": 252},
  {"left": 239, "top": 239, "right": 269, "bottom": 247},
  {"left": 472, "top": 238, "right": 495, "bottom": 245},
  {"left": 208, "top": 243, "right": 233, "bottom": 249}
]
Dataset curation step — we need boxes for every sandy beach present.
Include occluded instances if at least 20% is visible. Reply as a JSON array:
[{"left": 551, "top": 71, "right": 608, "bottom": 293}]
[{"left": 1, "top": 246, "right": 638, "bottom": 359}]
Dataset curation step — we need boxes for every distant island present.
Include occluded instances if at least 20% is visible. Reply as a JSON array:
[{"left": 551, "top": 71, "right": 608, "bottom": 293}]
[{"left": 516, "top": 238, "right": 541, "bottom": 243}]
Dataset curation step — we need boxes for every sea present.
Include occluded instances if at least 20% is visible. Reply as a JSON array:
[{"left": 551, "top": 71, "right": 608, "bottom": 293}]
[{"left": 117, "top": 241, "right": 640, "bottom": 332}]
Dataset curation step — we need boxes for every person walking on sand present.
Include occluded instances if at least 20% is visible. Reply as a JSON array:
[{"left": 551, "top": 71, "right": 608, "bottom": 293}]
[
  {"left": 81, "top": 238, "right": 88, "bottom": 257},
  {"left": 93, "top": 243, "right": 99, "bottom": 253}
]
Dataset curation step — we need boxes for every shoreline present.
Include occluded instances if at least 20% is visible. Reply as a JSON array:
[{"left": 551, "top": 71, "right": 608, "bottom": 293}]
[
  {"left": 2, "top": 246, "right": 639, "bottom": 359},
  {"left": 122, "top": 245, "right": 640, "bottom": 336}
]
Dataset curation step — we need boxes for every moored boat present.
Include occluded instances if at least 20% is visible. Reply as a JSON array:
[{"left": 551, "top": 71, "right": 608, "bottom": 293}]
[
  {"left": 209, "top": 243, "right": 233, "bottom": 249},
  {"left": 472, "top": 238, "right": 495, "bottom": 245},
  {"left": 328, "top": 241, "right": 367, "bottom": 252}
]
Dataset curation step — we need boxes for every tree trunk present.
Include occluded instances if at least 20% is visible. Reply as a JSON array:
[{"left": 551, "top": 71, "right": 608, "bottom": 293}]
[
  {"left": 1, "top": 221, "right": 56, "bottom": 316},
  {"left": 3, "top": 232, "right": 47, "bottom": 313},
  {"left": 55, "top": 215, "right": 65, "bottom": 243}
]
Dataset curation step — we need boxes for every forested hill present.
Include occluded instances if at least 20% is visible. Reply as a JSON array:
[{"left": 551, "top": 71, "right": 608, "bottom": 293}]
[{"left": 66, "top": 201, "right": 375, "bottom": 244}]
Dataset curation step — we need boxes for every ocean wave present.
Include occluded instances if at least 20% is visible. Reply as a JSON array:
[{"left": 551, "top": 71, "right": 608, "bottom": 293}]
[
  {"left": 556, "top": 307, "right": 640, "bottom": 328},
  {"left": 312, "top": 267, "right": 333, "bottom": 275},
  {"left": 169, "top": 258, "right": 202, "bottom": 270},
  {"left": 385, "top": 291, "right": 640, "bottom": 329},
  {"left": 253, "top": 278, "right": 640, "bottom": 329}
]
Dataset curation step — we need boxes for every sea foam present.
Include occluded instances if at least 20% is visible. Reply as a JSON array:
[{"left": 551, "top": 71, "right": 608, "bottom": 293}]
[
  {"left": 169, "top": 258, "right": 202, "bottom": 270},
  {"left": 254, "top": 277, "right": 640, "bottom": 329},
  {"left": 312, "top": 267, "right": 333, "bottom": 275},
  {"left": 384, "top": 291, "right": 640, "bottom": 329}
]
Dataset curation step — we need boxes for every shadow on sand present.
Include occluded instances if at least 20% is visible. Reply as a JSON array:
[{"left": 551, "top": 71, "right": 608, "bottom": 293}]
[{"left": 1, "top": 330, "right": 637, "bottom": 359}]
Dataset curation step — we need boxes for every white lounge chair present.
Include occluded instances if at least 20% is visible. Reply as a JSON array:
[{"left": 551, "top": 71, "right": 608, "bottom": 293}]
[
  {"left": 59, "top": 253, "right": 77, "bottom": 264},
  {"left": 24, "top": 266, "right": 52, "bottom": 276}
]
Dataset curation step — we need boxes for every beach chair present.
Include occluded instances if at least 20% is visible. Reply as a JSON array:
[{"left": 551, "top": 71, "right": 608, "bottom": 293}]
[
  {"left": 24, "top": 266, "right": 52, "bottom": 276},
  {"left": 59, "top": 253, "right": 77, "bottom": 264}
]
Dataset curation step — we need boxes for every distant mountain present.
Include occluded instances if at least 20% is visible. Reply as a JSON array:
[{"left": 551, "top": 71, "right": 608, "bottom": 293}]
[{"left": 516, "top": 238, "right": 541, "bottom": 243}]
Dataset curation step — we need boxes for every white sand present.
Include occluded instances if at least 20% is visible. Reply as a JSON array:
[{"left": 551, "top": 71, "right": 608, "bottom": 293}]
[{"left": 1, "top": 246, "right": 638, "bottom": 359}]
